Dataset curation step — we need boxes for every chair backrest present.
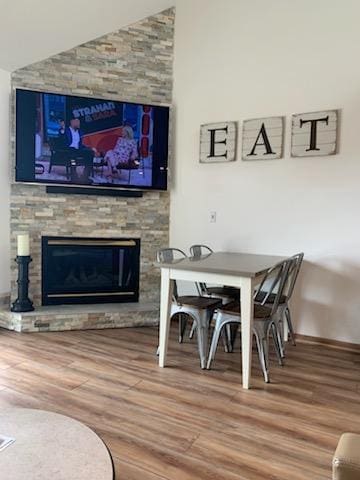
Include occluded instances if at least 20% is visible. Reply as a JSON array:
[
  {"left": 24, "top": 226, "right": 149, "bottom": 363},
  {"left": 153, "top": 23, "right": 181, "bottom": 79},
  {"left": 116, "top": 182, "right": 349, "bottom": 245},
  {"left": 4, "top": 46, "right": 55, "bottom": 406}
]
[
  {"left": 156, "top": 248, "right": 186, "bottom": 263},
  {"left": 156, "top": 248, "right": 187, "bottom": 300},
  {"left": 189, "top": 244, "right": 213, "bottom": 257},
  {"left": 189, "top": 245, "right": 213, "bottom": 294},
  {"left": 255, "top": 259, "right": 291, "bottom": 316},
  {"left": 284, "top": 252, "right": 304, "bottom": 301}
]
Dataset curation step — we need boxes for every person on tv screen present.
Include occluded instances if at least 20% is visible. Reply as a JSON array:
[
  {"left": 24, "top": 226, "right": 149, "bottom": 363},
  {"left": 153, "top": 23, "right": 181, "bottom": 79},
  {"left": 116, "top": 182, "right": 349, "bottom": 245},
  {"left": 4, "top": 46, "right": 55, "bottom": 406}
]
[
  {"left": 64, "top": 118, "right": 95, "bottom": 181},
  {"left": 65, "top": 118, "right": 87, "bottom": 151},
  {"left": 104, "top": 125, "right": 139, "bottom": 182},
  {"left": 58, "top": 118, "right": 65, "bottom": 135},
  {"left": 56, "top": 118, "right": 66, "bottom": 148}
]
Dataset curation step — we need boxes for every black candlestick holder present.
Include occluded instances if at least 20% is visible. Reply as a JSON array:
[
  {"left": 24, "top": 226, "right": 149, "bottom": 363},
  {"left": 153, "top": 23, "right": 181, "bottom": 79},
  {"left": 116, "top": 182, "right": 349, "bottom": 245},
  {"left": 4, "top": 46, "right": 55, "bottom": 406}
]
[{"left": 11, "top": 256, "right": 34, "bottom": 312}]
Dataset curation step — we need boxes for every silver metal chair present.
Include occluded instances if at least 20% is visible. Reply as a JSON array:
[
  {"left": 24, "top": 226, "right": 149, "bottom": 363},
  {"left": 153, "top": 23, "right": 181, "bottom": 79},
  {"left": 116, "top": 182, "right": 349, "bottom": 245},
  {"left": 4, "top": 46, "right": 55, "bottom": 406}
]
[
  {"left": 189, "top": 244, "right": 212, "bottom": 257},
  {"left": 255, "top": 252, "right": 304, "bottom": 350},
  {"left": 189, "top": 245, "right": 240, "bottom": 303},
  {"left": 189, "top": 244, "right": 239, "bottom": 348},
  {"left": 156, "top": 248, "right": 222, "bottom": 369},
  {"left": 157, "top": 248, "right": 188, "bottom": 344},
  {"left": 206, "top": 259, "right": 290, "bottom": 383},
  {"left": 282, "top": 252, "right": 304, "bottom": 346}
]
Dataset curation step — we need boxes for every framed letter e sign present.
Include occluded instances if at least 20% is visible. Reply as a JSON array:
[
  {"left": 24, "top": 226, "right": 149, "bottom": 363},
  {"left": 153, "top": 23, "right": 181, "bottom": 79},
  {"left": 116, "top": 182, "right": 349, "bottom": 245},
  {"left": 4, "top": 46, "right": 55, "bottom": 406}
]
[{"left": 200, "top": 122, "right": 237, "bottom": 163}]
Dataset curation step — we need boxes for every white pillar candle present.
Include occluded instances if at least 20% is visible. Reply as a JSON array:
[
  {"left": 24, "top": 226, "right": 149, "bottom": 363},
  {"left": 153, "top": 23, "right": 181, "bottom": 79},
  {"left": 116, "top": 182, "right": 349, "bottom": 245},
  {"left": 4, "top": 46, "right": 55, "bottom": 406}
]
[{"left": 17, "top": 234, "right": 30, "bottom": 256}]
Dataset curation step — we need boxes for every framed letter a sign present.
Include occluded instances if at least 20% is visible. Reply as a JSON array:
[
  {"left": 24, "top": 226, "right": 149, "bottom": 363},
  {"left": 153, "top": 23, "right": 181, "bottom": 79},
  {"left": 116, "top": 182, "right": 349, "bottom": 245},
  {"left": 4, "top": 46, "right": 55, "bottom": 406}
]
[
  {"left": 242, "top": 116, "right": 284, "bottom": 161},
  {"left": 200, "top": 122, "right": 237, "bottom": 163}
]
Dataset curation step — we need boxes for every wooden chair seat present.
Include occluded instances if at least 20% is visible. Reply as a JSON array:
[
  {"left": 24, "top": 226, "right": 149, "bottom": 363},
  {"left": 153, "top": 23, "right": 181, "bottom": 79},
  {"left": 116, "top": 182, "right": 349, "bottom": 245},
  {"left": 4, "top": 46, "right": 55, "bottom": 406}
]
[
  {"left": 255, "top": 291, "right": 287, "bottom": 305},
  {"left": 205, "top": 286, "right": 239, "bottom": 298},
  {"left": 176, "top": 296, "right": 222, "bottom": 310},
  {"left": 220, "top": 301, "right": 272, "bottom": 319}
]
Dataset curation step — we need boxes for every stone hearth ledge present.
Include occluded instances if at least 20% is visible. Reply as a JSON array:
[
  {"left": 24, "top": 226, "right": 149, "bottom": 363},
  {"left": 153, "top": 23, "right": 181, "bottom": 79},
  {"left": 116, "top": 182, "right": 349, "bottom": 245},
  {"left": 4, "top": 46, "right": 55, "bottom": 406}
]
[{"left": 0, "top": 302, "right": 159, "bottom": 333}]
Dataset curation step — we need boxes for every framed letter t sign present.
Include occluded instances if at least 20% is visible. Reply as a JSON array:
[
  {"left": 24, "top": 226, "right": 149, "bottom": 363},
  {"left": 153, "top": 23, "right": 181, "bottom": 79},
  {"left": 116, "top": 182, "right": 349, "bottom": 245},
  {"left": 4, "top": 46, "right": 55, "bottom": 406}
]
[
  {"left": 200, "top": 122, "right": 237, "bottom": 163},
  {"left": 291, "top": 110, "right": 338, "bottom": 157}
]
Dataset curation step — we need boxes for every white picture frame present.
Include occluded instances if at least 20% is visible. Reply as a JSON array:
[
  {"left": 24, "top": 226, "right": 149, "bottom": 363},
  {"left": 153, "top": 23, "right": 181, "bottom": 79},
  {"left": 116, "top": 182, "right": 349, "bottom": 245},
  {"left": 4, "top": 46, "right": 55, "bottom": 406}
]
[
  {"left": 200, "top": 121, "right": 237, "bottom": 163},
  {"left": 242, "top": 116, "right": 284, "bottom": 161},
  {"left": 291, "top": 110, "right": 338, "bottom": 157}
]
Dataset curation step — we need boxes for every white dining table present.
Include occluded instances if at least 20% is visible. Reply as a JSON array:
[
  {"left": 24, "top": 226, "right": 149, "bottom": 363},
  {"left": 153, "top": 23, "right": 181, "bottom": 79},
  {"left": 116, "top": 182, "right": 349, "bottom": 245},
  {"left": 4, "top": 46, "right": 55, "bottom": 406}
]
[{"left": 157, "top": 251, "right": 288, "bottom": 389}]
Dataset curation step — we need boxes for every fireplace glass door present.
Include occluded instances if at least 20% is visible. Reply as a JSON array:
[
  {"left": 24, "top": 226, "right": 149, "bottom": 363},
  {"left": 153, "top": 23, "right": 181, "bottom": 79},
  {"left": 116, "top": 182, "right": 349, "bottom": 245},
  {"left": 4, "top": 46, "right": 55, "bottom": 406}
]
[{"left": 42, "top": 237, "right": 140, "bottom": 305}]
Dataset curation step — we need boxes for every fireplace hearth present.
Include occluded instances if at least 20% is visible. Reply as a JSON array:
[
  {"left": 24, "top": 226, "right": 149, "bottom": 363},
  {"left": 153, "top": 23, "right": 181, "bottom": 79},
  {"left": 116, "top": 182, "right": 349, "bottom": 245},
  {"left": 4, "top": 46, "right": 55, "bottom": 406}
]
[{"left": 41, "top": 237, "right": 140, "bottom": 306}]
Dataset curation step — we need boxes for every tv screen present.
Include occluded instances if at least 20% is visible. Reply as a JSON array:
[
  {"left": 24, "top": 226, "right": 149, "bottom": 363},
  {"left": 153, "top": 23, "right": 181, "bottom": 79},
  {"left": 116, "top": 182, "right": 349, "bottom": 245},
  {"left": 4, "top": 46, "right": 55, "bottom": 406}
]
[{"left": 15, "top": 89, "right": 169, "bottom": 191}]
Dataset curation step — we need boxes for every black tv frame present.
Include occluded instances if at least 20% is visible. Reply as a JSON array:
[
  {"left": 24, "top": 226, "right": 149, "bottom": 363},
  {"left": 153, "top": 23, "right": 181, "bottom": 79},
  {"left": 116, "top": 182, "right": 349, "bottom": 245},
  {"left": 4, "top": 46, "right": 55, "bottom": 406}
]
[
  {"left": 46, "top": 186, "right": 143, "bottom": 198},
  {"left": 14, "top": 88, "right": 170, "bottom": 193}
]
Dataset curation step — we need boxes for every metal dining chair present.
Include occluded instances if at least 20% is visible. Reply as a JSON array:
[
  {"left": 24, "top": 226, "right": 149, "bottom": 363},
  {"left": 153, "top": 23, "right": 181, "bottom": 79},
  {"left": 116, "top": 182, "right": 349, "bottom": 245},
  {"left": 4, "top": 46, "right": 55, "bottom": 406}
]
[
  {"left": 189, "top": 245, "right": 240, "bottom": 302},
  {"left": 156, "top": 248, "right": 222, "bottom": 369},
  {"left": 206, "top": 259, "right": 290, "bottom": 383},
  {"left": 189, "top": 244, "right": 240, "bottom": 348},
  {"left": 254, "top": 252, "right": 304, "bottom": 351}
]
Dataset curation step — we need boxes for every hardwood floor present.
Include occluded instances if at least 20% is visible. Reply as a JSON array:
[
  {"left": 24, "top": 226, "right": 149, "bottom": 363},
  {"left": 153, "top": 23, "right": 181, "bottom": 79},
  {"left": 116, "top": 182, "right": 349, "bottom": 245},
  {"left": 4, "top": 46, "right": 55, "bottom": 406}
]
[{"left": 0, "top": 323, "right": 359, "bottom": 479}]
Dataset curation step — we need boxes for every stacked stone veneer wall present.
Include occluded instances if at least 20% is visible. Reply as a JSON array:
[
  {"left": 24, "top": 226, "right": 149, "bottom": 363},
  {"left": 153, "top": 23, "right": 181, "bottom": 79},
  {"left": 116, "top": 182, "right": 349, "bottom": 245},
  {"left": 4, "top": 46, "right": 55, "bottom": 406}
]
[{"left": 10, "top": 8, "right": 174, "bottom": 309}]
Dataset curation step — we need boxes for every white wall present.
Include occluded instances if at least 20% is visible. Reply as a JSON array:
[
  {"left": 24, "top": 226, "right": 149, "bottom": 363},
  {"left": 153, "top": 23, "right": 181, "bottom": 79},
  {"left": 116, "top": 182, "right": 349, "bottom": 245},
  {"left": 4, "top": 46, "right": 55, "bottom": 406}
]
[
  {"left": 0, "top": 69, "right": 11, "bottom": 295},
  {"left": 0, "top": 0, "right": 175, "bottom": 71},
  {"left": 171, "top": 0, "right": 360, "bottom": 344}
]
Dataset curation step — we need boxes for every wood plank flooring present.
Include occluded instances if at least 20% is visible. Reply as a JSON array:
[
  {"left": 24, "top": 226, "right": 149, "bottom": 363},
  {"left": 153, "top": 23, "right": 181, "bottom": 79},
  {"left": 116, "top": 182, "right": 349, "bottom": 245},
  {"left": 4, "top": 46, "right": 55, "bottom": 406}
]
[{"left": 0, "top": 323, "right": 359, "bottom": 480}]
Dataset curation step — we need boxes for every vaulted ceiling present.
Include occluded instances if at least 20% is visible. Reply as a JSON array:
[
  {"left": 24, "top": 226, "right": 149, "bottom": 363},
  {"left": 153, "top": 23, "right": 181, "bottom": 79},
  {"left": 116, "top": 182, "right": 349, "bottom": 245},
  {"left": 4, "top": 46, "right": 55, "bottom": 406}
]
[{"left": 0, "top": 0, "right": 175, "bottom": 71}]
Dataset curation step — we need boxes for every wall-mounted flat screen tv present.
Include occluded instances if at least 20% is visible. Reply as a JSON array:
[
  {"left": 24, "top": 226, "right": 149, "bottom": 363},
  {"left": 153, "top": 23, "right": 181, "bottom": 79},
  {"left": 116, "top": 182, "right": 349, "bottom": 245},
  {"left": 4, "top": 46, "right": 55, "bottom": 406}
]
[{"left": 15, "top": 89, "right": 169, "bottom": 191}]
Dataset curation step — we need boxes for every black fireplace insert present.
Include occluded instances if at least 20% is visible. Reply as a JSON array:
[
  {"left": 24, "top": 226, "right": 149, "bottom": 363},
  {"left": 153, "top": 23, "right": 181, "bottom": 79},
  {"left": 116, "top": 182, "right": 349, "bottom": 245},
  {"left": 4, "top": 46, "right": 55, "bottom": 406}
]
[{"left": 42, "top": 236, "right": 140, "bottom": 305}]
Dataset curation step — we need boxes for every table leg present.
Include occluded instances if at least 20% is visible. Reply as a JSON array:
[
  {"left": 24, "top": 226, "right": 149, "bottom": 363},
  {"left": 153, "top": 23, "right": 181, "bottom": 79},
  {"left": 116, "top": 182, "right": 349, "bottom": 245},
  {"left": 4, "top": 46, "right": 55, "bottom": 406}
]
[
  {"left": 196, "top": 310, "right": 210, "bottom": 369},
  {"left": 159, "top": 268, "right": 174, "bottom": 368},
  {"left": 240, "top": 277, "right": 253, "bottom": 389}
]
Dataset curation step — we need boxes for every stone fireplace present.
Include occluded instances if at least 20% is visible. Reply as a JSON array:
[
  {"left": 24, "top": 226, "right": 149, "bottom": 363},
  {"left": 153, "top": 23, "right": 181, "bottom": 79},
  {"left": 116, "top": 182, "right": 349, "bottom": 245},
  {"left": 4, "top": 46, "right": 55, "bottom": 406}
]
[
  {"left": 3, "top": 183, "right": 169, "bottom": 332},
  {"left": 0, "top": 8, "right": 174, "bottom": 332}
]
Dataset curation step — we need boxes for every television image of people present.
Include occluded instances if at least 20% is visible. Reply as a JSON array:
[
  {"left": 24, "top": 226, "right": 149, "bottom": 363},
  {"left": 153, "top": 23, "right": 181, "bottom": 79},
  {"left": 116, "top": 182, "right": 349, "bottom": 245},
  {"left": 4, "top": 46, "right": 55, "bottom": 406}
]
[{"left": 16, "top": 89, "right": 169, "bottom": 190}]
